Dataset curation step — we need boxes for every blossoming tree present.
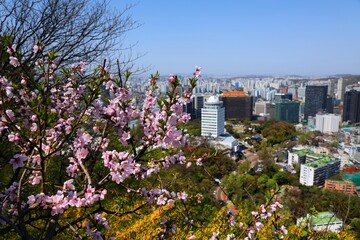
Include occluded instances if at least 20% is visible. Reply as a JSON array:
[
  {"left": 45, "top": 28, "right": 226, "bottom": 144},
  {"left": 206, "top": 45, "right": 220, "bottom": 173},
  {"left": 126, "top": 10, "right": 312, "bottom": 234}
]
[{"left": 0, "top": 42, "right": 202, "bottom": 239}]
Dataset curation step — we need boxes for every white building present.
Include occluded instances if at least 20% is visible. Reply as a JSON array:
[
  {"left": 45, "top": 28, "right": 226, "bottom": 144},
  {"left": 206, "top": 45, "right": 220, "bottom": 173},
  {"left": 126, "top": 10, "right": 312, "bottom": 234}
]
[
  {"left": 201, "top": 96, "right": 225, "bottom": 137},
  {"left": 297, "top": 211, "right": 343, "bottom": 232},
  {"left": 336, "top": 78, "right": 345, "bottom": 101},
  {"left": 315, "top": 113, "right": 340, "bottom": 134},
  {"left": 299, "top": 156, "right": 340, "bottom": 186},
  {"left": 288, "top": 148, "right": 311, "bottom": 166}
]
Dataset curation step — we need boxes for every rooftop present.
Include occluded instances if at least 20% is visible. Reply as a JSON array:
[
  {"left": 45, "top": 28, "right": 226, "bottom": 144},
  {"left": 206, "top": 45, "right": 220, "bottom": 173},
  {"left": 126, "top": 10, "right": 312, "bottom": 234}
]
[
  {"left": 221, "top": 91, "right": 249, "bottom": 97},
  {"left": 292, "top": 148, "right": 338, "bottom": 168},
  {"left": 311, "top": 211, "right": 342, "bottom": 225},
  {"left": 343, "top": 172, "right": 360, "bottom": 186},
  {"left": 304, "top": 156, "right": 338, "bottom": 168},
  {"left": 325, "top": 179, "right": 355, "bottom": 185},
  {"left": 207, "top": 95, "right": 220, "bottom": 103},
  {"left": 291, "top": 148, "right": 313, "bottom": 156}
]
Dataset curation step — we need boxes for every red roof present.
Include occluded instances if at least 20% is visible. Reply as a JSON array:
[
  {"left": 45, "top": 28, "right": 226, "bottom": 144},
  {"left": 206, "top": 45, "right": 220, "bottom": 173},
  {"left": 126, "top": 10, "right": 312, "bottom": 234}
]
[{"left": 221, "top": 91, "right": 248, "bottom": 97}]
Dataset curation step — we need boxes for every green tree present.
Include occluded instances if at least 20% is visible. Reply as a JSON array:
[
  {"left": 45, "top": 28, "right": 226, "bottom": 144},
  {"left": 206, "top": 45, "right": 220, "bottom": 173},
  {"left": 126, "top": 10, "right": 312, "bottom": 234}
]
[{"left": 273, "top": 171, "right": 289, "bottom": 185}]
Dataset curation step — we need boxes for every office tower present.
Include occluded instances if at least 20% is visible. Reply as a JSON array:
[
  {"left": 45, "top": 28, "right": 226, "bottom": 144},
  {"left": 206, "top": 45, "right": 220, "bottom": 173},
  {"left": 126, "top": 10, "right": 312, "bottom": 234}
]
[
  {"left": 336, "top": 78, "right": 345, "bottom": 101},
  {"left": 315, "top": 113, "right": 341, "bottom": 133},
  {"left": 254, "top": 101, "right": 272, "bottom": 115},
  {"left": 274, "top": 93, "right": 293, "bottom": 102},
  {"left": 343, "top": 90, "right": 360, "bottom": 123},
  {"left": 219, "top": 91, "right": 253, "bottom": 120},
  {"left": 193, "top": 94, "right": 204, "bottom": 120},
  {"left": 201, "top": 96, "right": 225, "bottom": 137},
  {"left": 326, "top": 97, "right": 334, "bottom": 114},
  {"left": 304, "top": 85, "right": 328, "bottom": 120},
  {"left": 297, "top": 86, "right": 306, "bottom": 99},
  {"left": 275, "top": 100, "right": 300, "bottom": 123}
]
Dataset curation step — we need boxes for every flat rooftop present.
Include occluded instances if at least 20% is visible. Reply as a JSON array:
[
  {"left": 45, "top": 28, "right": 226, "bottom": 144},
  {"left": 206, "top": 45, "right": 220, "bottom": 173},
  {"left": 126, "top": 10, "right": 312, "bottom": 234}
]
[
  {"left": 221, "top": 91, "right": 249, "bottom": 97},
  {"left": 304, "top": 156, "right": 338, "bottom": 168},
  {"left": 311, "top": 211, "right": 342, "bottom": 225},
  {"left": 291, "top": 148, "right": 313, "bottom": 156}
]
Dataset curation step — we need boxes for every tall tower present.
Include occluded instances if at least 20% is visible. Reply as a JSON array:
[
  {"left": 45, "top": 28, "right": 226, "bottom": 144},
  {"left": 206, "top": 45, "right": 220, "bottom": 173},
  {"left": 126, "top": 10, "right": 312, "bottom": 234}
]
[
  {"left": 275, "top": 100, "right": 300, "bottom": 123},
  {"left": 336, "top": 78, "right": 345, "bottom": 101},
  {"left": 304, "top": 85, "right": 328, "bottom": 120},
  {"left": 343, "top": 90, "right": 360, "bottom": 123},
  {"left": 201, "top": 96, "right": 225, "bottom": 137}
]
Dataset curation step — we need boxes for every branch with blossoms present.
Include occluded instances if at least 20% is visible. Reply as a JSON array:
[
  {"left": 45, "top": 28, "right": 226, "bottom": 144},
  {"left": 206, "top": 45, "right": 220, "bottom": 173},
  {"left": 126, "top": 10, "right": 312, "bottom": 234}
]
[{"left": 0, "top": 41, "right": 204, "bottom": 239}]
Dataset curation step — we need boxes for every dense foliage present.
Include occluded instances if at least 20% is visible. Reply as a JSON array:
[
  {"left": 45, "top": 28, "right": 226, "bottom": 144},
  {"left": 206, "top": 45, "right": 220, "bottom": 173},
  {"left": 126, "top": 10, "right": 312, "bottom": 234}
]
[{"left": 260, "top": 121, "right": 297, "bottom": 145}]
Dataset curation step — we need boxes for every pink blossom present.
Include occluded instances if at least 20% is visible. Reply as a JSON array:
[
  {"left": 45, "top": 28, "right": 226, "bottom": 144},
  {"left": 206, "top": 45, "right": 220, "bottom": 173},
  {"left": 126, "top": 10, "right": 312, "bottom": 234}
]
[
  {"left": 30, "top": 123, "right": 38, "bottom": 132},
  {"left": 27, "top": 195, "right": 36, "bottom": 206},
  {"left": 188, "top": 236, "right": 196, "bottom": 239},
  {"left": 210, "top": 232, "right": 219, "bottom": 240},
  {"left": 29, "top": 171, "right": 42, "bottom": 185},
  {"left": 177, "top": 192, "right": 188, "bottom": 201},
  {"left": 255, "top": 221, "right": 264, "bottom": 230},
  {"left": 193, "top": 66, "right": 201, "bottom": 78},
  {"left": 5, "top": 109, "right": 15, "bottom": 121},
  {"left": 8, "top": 133, "right": 21, "bottom": 144},
  {"left": 169, "top": 74, "right": 175, "bottom": 84},
  {"left": 280, "top": 225, "right": 288, "bottom": 235},
  {"left": 100, "top": 189, "right": 107, "bottom": 200},
  {"left": 33, "top": 45, "right": 39, "bottom": 53},
  {"left": 63, "top": 179, "right": 75, "bottom": 191},
  {"left": 78, "top": 61, "right": 86, "bottom": 72},
  {"left": 196, "top": 193, "right": 203, "bottom": 203},
  {"left": 167, "top": 199, "right": 175, "bottom": 207},
  {"left": 9, "top": 154, "right": 27, "bottom": 169},
  {"left": 6, "top": 44, "right": 16, "bottom": 55},
  {"left": 85, "top": 185, "right": 95, "bottom": 199},
  {"left": 75, "top": 148, "right": 88, "bottom": 160},
  {"left": 157, "top": 195, "right": 167, "bottom": 205},
  {"left": 93, "top": 125, "right": 99, "bottom": 132},
  {"left": 275, "top": 201, "right": 283, "bottom": 208},
  {"left": 9, "top": 56, "right": 20, "bottom": 67}
]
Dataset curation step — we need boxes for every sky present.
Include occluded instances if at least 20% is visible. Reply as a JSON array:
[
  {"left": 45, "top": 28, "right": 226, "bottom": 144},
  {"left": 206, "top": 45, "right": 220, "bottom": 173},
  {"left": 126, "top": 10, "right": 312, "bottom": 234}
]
[{"left": 112, "top": 0, "right": 360, "bottom": 76}]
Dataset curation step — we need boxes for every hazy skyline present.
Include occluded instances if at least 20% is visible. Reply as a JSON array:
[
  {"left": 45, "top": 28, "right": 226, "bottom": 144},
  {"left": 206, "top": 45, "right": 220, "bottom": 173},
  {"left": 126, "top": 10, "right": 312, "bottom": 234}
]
[{"left": 114, "top": 0, "right": 360, "bottom": 76}]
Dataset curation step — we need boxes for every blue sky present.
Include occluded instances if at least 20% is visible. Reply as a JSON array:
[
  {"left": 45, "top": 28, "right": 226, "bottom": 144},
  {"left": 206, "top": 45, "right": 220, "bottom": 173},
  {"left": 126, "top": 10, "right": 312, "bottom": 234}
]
[{"left": 113, "top": 0, "right": 360, "bottom": 76}]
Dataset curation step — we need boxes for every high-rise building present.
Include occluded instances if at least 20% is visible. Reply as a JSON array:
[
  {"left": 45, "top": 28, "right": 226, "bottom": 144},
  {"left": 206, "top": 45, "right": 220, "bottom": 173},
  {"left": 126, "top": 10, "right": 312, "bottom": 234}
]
[
  {"left": 315, "top": 113, "right": 341, "bottom": 134},
  {"left": 201, "top": 96, "right": 225, "bottom": 137},
  {"left": 304, "top": 85, "right": 328, "bottom": 120},
  {"left": 192, "top": 94, "right": 204, "bottom": 120},
  {"left": 220, "top": 91, "right": 252, "bottom": 120},
  {"left": 326, "top": 97, "right": 334, "bottom": 114},
  {"left": 275, "top": 100, "right": 300, "bottom": 123},
  {"left": 336, "top": 78, "right": 345, "bottom": 101},
  {"left": 254, "top": 101, "right": 272, "bottom": 115},
  {"left": 343, "top": 90, "right": 360, "bottom": 123}
]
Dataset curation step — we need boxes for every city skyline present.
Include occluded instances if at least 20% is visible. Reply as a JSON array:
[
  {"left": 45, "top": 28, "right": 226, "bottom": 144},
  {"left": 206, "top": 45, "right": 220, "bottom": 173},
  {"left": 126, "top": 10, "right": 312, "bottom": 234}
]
[{"left": 114, "top": 0, "right": 360, "bottom": 76}]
